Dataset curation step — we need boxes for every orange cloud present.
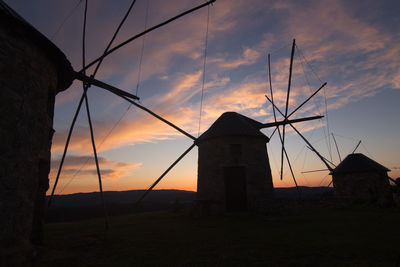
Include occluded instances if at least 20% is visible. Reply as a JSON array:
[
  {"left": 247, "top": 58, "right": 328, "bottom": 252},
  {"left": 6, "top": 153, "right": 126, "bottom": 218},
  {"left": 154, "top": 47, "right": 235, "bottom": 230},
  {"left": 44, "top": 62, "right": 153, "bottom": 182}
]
[{"left": 50, "top": 155, "right": 142, "bottom": 181}]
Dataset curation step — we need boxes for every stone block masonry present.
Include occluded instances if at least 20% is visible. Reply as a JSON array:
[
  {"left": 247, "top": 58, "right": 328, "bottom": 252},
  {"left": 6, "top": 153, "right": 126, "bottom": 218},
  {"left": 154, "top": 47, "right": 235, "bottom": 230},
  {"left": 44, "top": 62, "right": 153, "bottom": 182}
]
[{"left": 0, "top": 4, "right": 72, "bottom": 265}]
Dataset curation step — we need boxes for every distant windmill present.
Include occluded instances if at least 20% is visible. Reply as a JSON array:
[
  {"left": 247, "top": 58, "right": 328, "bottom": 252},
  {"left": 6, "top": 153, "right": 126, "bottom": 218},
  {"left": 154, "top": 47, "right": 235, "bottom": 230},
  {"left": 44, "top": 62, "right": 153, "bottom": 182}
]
[
  {"left": 326, "top": 135, "right": 395, "bottom": 200},
  {"left": 302, "top": 134, "right": 369, "bottom": 186}
]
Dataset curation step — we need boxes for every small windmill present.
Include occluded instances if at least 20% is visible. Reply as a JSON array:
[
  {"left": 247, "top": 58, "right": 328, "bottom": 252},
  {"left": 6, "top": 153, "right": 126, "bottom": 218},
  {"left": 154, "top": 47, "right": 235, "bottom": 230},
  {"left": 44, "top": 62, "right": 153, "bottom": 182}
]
[{"left": 322, "top": 135, "right": 396, "bottom": 197}]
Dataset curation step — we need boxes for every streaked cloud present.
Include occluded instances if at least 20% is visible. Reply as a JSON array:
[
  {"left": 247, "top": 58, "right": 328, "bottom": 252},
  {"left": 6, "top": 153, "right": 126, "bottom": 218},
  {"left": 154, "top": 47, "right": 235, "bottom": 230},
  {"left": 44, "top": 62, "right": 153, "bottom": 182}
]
[
  {"left": 217, "top": 47, "right": 261, "bottom": 69},
  {"left": 9, "top": 0, "right": 399, "bottom": 191},
  {"left": 50, "top": 155, "right": 142, "bottom": 181}
]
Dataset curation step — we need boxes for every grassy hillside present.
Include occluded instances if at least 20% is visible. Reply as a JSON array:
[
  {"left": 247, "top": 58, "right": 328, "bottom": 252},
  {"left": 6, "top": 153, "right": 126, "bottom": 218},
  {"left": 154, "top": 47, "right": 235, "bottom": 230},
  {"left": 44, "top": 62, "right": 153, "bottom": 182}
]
[
  {"left": 37, "top": 201, "right": 400, "bottom": 266},
  {"left": 46, "top": 187, "right": 333, "bottom": 222}
]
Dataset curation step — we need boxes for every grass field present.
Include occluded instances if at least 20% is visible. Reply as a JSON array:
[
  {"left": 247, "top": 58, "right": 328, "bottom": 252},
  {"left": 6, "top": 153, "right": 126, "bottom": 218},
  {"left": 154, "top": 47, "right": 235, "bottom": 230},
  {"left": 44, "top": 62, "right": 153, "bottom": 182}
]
[{"left": 37, "top": 202, "right": 400, "bottom": 266}]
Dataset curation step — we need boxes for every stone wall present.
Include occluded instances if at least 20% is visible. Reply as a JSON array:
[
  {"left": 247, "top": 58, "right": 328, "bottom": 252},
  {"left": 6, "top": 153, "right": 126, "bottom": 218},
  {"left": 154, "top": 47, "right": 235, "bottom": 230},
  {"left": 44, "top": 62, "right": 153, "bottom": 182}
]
[
  {"left": 332, "top": 172, "right": 391, "bottom": 201},
  {"left": 0, "top": 26, "right": 58, "bottom": 265},
  {"left": 197, "top": 136, "right": 273, "bottom": 212}
]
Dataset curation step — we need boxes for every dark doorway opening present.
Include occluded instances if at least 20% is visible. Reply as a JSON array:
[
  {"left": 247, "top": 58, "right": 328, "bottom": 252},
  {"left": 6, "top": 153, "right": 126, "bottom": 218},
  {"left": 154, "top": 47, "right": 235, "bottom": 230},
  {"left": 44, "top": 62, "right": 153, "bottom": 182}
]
[{"left": 224, "top": 166, "right": 247, "bottom": 212}]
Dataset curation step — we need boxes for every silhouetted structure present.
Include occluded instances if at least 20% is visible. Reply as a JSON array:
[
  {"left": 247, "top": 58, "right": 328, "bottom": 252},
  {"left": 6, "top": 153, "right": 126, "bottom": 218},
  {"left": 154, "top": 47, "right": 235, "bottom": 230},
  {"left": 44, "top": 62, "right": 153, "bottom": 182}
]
[
  {"left": 331, "top": 153, "right": 391, "bottom": 201},
  {"left": 0, "top": 1, "right": 72, "bottom": 266},
  {"left": 132, "top": 38, "right": 325, "bottom": 216},
  {"left": 196, "top": 112, "right": 274, "bottom": 213}
]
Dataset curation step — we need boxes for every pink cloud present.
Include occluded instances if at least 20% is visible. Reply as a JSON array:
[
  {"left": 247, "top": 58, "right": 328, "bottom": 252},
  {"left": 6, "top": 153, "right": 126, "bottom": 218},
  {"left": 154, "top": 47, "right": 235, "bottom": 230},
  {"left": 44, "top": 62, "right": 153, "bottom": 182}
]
[{"left": 218, "top": 47, "right": 261, "bottom": 69}]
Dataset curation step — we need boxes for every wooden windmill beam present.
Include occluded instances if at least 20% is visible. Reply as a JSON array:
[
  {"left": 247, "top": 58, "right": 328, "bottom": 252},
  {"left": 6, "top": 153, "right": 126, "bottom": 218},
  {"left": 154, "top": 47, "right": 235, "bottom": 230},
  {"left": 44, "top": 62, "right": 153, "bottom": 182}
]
[
  {"left": 83, "top": 92, "right": 109, "bottom": 229},
  {"left": 80, "top": 0, "right": 217, "bottom": 73},
  {"left": 331, "top": 133, "right": 342, "bottom": 162},
  {"left": 292, "top": 125, "right": 334, "bottom": 172},
  {"left": 265, "top": 95, "right": 333, "bottom": 172},
  {"left": 287, "top": 82, "right": 327, "bottom": 118},
  {"left": 285, "top": 39, "right": 296, "bottom": 117},
  {"left": 352, "top": 140, "right": 361, "bottom": 154},
  {"left": 305, "top": 146, "right": 336, "bottom": 168},
  {"left": 48, "top": 94, "right": 84, "bottom": 207},
  {"left": 119, "top": 95, "right": 197, "bottom": 141},
  {"left": 135, "top": 143, "right": 196, "bottom": 206},
  {"left": 49, "top": 0, "right": 139, "bottom": 208},
  {"left": 260, "top": 115, "right": 323, "bottom": 128},
  {"left": 301, "top": 169, "right": 329, "bottom": 174},
  {"left": 267, "top": 54, "right": 281, "bottom": 138},
  {"left": 267, "top": 53, "right": 300, "bottom": 196},
  {"left": 81, "top": 0, "right": 109, "bottom": 229},
  {"left": 74, "top": 71, "right": 139, "bottom": 100},
  {"left": 279, "top": 39, "right": 296, "bottom": 181},
  {"left": 73, "top": 71, "right": 197, "bottom": 141}
]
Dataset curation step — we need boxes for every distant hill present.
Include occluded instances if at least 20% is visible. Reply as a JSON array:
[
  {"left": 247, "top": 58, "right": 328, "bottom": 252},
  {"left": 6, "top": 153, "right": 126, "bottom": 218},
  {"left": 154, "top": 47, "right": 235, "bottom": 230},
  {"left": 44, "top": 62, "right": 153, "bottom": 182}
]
[
  {"left": 46, "top": 187, "right": 332, "bottom": 222},
  {"left": 275, "top": 186, "right": 333, "bottom": 199},
  {"left": 46, "top": 189, "right": 195, "bottom": 222},
  {"left": 48, "top": 189, "right": 196, "bottom": 208}
]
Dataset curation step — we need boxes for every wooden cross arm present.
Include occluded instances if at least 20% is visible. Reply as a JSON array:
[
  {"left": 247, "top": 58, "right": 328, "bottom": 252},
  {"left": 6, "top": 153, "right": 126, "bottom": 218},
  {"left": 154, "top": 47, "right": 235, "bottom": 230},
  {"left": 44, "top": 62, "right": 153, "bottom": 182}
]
[
  {"left": 260, "top": 115, "right": 324, "bottom": 129},
  {"left": 74, "top": 71, "right": 139, "bottom": 100}
]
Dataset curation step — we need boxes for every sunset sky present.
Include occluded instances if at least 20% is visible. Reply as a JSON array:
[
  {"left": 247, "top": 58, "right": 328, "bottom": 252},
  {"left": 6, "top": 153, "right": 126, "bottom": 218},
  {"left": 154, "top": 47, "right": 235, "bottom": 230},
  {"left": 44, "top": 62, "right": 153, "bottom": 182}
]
[{"left": 7, "top": 0, "right": 400, "bottom": 194}]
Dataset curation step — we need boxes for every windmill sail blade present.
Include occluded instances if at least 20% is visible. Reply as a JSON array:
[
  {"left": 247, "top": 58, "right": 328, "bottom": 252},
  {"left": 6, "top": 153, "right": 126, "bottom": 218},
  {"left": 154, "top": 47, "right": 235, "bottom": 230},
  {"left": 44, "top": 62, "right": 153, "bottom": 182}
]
[
  {"left": 135, "top": 143, "right": 196, "bottom": 206},
  {"left": 264, "top": 96, "right": 301, "bottom": 194},
  {"left": 74, "top": 71, "right": 139, "bottom": 100},
  {"left": 267, "top": 53, "right": 285, "bottom": 181},
  {"left": 280, "top": 39, "right": 296, "bottom": 180},
  {"left": 285, "top": 39, "right": 296, "bottom": 116},
  {"left": 267, "top": 54, "right": 283, "bottom": 142},
  {"left": 305, "top": 146, "right": 336, "bottom": 167},
  {"left": 331, "top": 133, "right": 342, "bottom": 162},
  {"left": 265, "top": 95, "right": 333, "bottom": 172},
  {"left": 287, "top": 82, "right": 327, "bottom": 118},
  {"left": 283, "top": 145, "right": 301, "bottom": 197},
  {"left": 48, "top": 93, "right": 85, "bottom": 207},
  {"left": 120, "top": 95, "right": 197, "bottom": 141},
  {"left": 261, "top": 115, "right": 323, "bottom": 128},
  {"left": 83, "top": 92, "right": 109, "bottom": 229},
  {"left": 291, "top": 124, "right": 334, "bottom": 172},
  {"left": 301, "top": 169, "right": 329, "bottom": 174},
  {"left": 267, "top": 54, "right": 279, "bottom": 123},
  {"left": 80, "top": 0, "right": 216, "bottom": 73},
  {"left": 265, "top": 95, "right": 284, "bottom": 117},
  {"left": 352, "top": 140, "right": 361, "bottom": 154},
  {"left": 279, "top": 136, "right": 285, "bottom": 180}
]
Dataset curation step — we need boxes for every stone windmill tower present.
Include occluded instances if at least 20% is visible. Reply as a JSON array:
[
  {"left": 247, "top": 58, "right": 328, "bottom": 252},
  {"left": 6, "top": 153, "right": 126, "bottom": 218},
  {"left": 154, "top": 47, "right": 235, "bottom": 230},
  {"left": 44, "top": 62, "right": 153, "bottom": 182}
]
[
  {"left": 0, "top": 1, "right": 73, "bottom": 265},
  {"left": 196, "top": 112, "right": 274, "bottom": 212},
  {"left": 331, "top": 153, "right": 391, "bottom": 201}
]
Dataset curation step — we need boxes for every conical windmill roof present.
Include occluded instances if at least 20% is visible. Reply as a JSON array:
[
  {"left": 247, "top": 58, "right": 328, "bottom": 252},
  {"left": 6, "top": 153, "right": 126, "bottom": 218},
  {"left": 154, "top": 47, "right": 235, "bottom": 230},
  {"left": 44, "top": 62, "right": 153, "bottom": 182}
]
[
  {"left": 333, "top": 153, "right": 390, "bottom": 174},
  {"left": 197, "top": 112, "right": 268, "bottom": 143}
]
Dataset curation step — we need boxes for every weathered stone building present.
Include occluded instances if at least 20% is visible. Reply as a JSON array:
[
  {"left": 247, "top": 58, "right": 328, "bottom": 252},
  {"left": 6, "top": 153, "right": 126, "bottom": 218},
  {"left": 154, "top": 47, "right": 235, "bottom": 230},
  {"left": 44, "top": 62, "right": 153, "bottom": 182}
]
[
  {"left": 0, "top": 2, "right": 72, "bottom": 265},
  {"left": 331, "top": 153, "right": 391, "bottom": 201},
  {"left": 196, "top": 112, "right": 274, "bottom": 213}
]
